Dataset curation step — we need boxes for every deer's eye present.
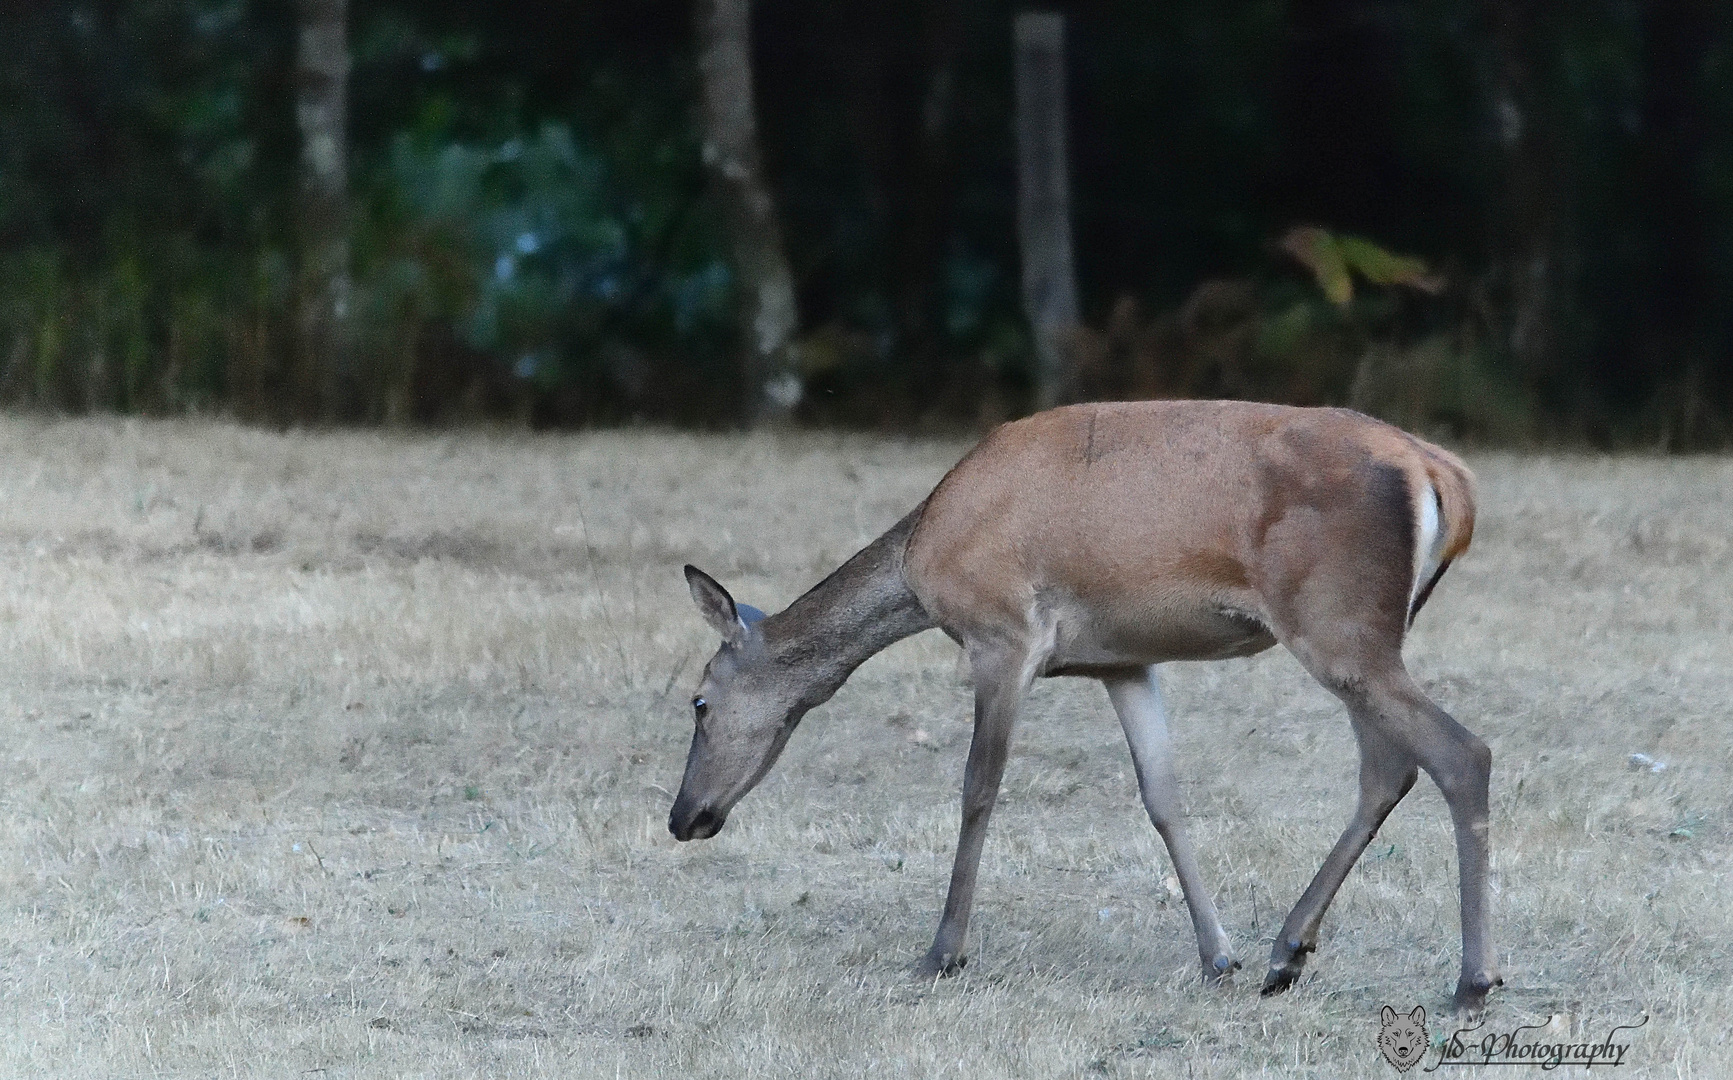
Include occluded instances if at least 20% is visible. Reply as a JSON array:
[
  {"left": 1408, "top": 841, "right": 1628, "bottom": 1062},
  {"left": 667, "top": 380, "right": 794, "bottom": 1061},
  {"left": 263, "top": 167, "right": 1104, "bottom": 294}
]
[{"left": 692, "top": 697, "right": 708, "bottom": 722}]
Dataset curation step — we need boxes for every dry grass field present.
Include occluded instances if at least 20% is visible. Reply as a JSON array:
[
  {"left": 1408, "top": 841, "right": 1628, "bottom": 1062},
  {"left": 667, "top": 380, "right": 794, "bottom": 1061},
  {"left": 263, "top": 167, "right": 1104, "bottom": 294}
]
[{"left": 0, "top": 416, "right": 1728, "bottom": 1078}]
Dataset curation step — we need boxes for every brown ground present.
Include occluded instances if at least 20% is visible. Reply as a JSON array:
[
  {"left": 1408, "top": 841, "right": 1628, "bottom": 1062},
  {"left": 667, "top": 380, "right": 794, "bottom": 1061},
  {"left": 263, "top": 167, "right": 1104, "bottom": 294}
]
[{"left": 0, "top": 417, "right": 1726, "bottom": 1077}]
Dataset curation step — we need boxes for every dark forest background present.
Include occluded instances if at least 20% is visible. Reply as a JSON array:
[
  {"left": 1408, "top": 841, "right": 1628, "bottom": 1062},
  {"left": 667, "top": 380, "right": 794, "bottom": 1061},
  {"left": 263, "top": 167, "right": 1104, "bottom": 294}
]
[{"left": 3, "top": 0, "right": 1732, "bottom": 445}]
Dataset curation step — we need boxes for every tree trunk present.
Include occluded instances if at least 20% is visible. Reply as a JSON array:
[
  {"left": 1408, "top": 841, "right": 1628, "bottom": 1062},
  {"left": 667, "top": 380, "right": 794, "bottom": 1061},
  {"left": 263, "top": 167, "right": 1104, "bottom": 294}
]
[
  {"left": 1014, "top": 11, "right": 1079, "bottom": 412},
  {"left": 1635, "top": 0, "right": 1715, "bottom": 444},
  {"left": 1487, "top": 0, "right": 1564, "bottom": 400},
  {"left": 695, "top": 0, "right": 801, "bottom": 425},
  {"left": 892, "top": 0, "right": 965, "bottom": 376},
  {"left": 832, "top": 1, "right": 964, "bottom": 378},
  {"left": 294, "top": 0, "right": 351, "bottom": 422}
]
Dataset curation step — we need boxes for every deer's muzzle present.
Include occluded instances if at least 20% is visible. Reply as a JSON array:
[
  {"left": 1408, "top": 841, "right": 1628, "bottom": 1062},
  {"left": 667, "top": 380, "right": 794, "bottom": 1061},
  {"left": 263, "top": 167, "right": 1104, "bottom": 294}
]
[{"left": 669, "top": 803, "right": 726, "bottom": 842}]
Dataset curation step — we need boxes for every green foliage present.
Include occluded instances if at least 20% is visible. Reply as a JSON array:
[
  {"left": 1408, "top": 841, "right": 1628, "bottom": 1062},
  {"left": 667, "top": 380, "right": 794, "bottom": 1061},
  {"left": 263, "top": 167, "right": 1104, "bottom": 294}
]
[
  {"left": 0, "top": 0, "right": 743, "bottom": 423},
  {"left": 1069, "top": 228, "right": 1526, "bottom": 442},
  {"left": 1348, "top": 337, "right": 1532, "bottom": 443},
  {"left": 1280, "top": 227, "right": 1442, "bottom": 306},
  {"left": 355, "top": 120, "right": 733, "bottom": 418},
  {"left": 0, "top": 0, "right": 1730, "bottom": 437}
]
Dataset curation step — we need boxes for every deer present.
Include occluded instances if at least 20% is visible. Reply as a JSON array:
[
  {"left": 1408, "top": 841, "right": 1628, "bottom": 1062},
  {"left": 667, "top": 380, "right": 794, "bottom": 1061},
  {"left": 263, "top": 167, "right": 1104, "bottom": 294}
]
[{"left": 668, "top": 400, "right": 1500, "bottom": 1014}]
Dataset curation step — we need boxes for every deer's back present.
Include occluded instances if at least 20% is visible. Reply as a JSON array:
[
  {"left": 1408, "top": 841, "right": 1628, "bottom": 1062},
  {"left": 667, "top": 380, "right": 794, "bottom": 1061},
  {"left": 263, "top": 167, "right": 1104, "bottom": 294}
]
[{"left": 903, "top": 400, "right": 1472, "bottom": 669}]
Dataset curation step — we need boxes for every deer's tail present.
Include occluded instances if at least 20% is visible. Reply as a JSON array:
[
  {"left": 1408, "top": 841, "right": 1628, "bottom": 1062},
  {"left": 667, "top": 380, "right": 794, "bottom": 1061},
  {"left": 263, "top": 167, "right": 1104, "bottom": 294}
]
[{"left": 1407, "top": 442, "right": 1476, "bottom": 628}]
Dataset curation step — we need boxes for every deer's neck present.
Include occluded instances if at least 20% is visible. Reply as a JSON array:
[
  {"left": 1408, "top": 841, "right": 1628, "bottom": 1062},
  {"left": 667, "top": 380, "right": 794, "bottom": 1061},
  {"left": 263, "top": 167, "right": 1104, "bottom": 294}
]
[{"left": 760, "top": 506, "right": 935, "bottom": 703}]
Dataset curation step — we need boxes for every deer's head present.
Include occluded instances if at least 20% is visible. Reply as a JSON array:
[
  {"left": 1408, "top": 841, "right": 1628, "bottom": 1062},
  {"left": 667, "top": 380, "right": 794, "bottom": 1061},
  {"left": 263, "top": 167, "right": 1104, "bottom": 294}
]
[{"left": 668, "top": 565, "right": 809, "bottom": 841}]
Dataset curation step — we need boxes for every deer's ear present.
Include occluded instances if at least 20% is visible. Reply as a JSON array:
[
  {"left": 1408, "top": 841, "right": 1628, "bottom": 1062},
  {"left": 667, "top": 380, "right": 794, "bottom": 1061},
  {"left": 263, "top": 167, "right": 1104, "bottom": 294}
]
[{"left": 685, "top": 565, "right": 747, "bottom": 643}]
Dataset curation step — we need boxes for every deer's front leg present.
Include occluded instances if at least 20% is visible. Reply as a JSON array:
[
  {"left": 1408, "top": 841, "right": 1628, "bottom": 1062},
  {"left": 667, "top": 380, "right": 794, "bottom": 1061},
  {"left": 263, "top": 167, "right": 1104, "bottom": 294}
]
[{"left": 916, "top": 644, "right": 1030, "bottom": 978}]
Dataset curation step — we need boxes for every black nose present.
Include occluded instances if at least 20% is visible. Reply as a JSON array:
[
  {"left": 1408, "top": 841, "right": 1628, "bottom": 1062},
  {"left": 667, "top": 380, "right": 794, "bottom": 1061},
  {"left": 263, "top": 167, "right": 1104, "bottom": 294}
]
[{"left": 670, "top": 806, "right": 725, "bottom": 841}]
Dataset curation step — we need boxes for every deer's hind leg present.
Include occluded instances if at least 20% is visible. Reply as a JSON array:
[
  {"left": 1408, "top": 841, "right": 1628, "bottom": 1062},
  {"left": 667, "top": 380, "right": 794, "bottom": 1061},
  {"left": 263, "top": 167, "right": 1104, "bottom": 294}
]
[
  {"left": 1267, "top": 636, "right": 1498, "bottom": 1015},
  {"left": 1251, "top": 458, "right": 1496, "bottom": 1013},
  {"left": 1259, "top": 700, "right": 1418, "bottom": 995},
  {"left": 1104, "top": 666, "right": 1237, "bottom": 982}
]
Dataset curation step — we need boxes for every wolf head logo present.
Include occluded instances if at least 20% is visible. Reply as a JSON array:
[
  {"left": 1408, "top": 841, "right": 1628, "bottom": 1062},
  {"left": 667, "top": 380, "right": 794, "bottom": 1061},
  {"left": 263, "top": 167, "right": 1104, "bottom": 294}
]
[{"left": 1379, "top": 1005, "right": 1428, "bottom": 1072}]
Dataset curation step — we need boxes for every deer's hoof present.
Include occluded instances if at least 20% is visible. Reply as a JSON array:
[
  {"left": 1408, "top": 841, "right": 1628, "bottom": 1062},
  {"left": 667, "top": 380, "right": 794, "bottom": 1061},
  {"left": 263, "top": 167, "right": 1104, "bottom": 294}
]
[
  {"left": 1451, "top": 972, "right": 1502, "bottom": 1017},
  {"left": 914, "top": 949, "right": 967, "bottom": 980},
  {"left": 1260, "top": 938, "right": 1311, "bottom": 996},
  {"left": 1259, "top": 963, "right": 1303, "bottom": 996},
  {"left": 1204, "top": 955, "right": 1242, "bottom": 985}
]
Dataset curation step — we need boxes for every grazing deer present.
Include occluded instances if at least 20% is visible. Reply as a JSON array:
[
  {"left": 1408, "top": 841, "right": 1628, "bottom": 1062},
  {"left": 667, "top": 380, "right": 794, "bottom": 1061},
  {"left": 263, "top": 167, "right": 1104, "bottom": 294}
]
[{"left": 669, "top": 400, "right": 1499, "bottom": 1013}]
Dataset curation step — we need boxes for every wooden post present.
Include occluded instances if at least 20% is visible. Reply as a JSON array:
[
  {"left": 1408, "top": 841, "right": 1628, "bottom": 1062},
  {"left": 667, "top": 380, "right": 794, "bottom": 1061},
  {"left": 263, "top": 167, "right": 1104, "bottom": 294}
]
[
  {"left": 1014, "top": 11, "right": 1079, "bottom": 412},
  {"left": 695, "top": 0, "right": 802, "bottom": 425}
]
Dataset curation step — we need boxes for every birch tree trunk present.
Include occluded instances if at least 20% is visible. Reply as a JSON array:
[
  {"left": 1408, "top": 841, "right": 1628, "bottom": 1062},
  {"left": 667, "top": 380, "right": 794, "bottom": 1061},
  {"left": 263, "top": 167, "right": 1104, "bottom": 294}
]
[
  {"left": 695, "top": 0, "right": 801, "bottom": 425},
  {"left": 1014, "top": 11, "right": 1079, "bottom": 412},
  {"left": 295, "top": 0, "right": 351, "bottom": 421}
]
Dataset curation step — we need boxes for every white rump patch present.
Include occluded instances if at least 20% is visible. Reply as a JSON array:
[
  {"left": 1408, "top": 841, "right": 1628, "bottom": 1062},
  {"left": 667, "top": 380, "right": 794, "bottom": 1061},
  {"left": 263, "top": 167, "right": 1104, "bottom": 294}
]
[{"left": 1411, "top": 481, "right": 1446, "bottom": 611}]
